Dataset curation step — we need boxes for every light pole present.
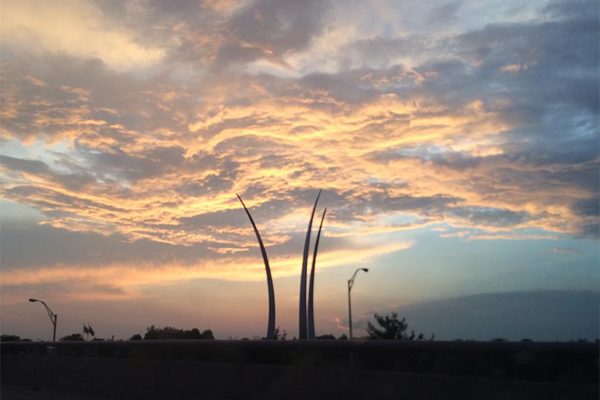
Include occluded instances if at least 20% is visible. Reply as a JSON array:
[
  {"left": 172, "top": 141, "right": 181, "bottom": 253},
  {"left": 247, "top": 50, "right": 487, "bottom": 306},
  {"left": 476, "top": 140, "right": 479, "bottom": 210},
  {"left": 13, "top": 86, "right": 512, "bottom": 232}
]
[
  {"left": 29, "top": 298, "right": 57, "bottom": 342},
  {"left": 347, "top": 268, "right": 368, "bottom": 339}
]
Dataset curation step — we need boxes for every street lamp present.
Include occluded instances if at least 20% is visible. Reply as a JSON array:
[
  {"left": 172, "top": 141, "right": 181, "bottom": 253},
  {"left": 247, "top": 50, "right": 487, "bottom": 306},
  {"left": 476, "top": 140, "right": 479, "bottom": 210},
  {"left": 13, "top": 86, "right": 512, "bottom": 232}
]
[
  {"left": 347, "top": 268, "right": 368, "bottom": 339},
  {"left": 29, "top": 298, "right": 57, "bottom": 342}
]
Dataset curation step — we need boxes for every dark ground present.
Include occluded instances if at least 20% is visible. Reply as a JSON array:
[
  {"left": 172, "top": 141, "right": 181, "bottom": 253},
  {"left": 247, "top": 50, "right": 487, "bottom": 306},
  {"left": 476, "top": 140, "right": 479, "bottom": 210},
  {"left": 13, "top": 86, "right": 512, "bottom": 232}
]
[
  {"left": 2, "top": 340, "right": 597, "bottom": 400},
  {"left": 2, "top": 384, "right": 111, "bottom": 400}
]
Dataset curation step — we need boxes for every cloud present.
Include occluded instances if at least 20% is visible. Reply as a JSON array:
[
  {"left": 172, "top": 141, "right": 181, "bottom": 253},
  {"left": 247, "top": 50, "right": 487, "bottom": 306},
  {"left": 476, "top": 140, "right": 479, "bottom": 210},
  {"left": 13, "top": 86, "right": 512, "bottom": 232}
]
[
  {"left": 0, "top": 0, "right": 165, "bottom": 71},
  {"left": 217, "top": 0, "right": 332, "bottom": 67},
  {"left": 393, "top": 290, "right": 600, "bottom": 340},
  {"left": 1, "top": 280, "right": 129, "bottom": 302},
  {"left": 0, "top": 218, "right": 413, "bottom": 306},
  {"left": 0, "top": 0, "right": 598, "bottom": 291},
  {"left": 550, "top": 247, "right": 585, "bottom": 255},
  {"left": 427, "top": 1, "right": 463, "bottom": 25}
]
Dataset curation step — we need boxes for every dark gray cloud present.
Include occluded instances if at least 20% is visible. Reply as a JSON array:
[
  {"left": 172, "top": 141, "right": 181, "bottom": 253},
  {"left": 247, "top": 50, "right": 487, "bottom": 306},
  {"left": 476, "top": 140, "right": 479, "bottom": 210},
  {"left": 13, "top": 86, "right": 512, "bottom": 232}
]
[
  {"left": 384, "top": 194, "right": 462, "bottom": 214},
  {"left": 396, "top": 290, "right": 600, "bottom": 341},
  {"left": 176, "top": 168, "right": 238, "bottom": 197},
  {"left": 0, "top": 155, "right": 98, "bottom": 192},
  {"left": 217, "top": 0, "right": 331, "bottom": 66},
  {"left": 80, "top": 145, "right": 186, "bottom": 182},
  {"left": 0, "top": 49, "right": 205, "bottom": 147},
  {"left": 452, "top": 17, "right": 599, "bottom": 118},
  {"left": 0, "top": 155, "right": 50, "bottom": 176},
  {"left": 427, "top": 0, "right": 463, "bottom": 24},
  {"left": 1, "top": 280, "right": 127, "bottom": 299},
  {"left": 181, "top": 198, "right": 293, "bottom": 230},
  {"left": 4, "top": 185, "right": 125, "bottom": 218},
  {"left": 336, "top": 1, "right": 598, "bottom": 236},
  {"left": 337, "top": 0, "right": 599, "bottom": 127},
  {"left": 213, "top": 135, "right": 296, "bottom": 161},
  {"left": 0, "top": 197, "right": 371, "bottom": 272},
  {"left": 366, "top": 146, "right": 599, "bottom": 235},
  {"left": 447, "top": 206, "right": 529, "bottom": 227},
  {"left": 338, "top": 35, "right": 437, "bottom": 70},
  {"left": 544, "top": 0, "right": 599, "bottom": 20},
  {"left": 0, "top": 221, "right": 217, "bottom": 270},
  {"left": 250, "top": 65, "right": 422, "bottom": 112}
]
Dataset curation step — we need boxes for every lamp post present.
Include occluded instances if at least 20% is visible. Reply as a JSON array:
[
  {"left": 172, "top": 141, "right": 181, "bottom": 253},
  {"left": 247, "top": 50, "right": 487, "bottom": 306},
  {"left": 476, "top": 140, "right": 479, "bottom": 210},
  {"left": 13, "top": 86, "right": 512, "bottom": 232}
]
[
  {"left": 29, "top": 298, "right": 57, "bottom": 342},
  {"left": 347, "top": 268, "right": 368, "bottom": 339}
]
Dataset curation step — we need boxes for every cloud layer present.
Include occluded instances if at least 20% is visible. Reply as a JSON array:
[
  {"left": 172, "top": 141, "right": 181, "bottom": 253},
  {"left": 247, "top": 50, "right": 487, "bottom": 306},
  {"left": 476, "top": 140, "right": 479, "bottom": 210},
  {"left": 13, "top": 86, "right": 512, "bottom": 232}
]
[{"left": 1, "top": 0, "right": 598, "bottom": 307}]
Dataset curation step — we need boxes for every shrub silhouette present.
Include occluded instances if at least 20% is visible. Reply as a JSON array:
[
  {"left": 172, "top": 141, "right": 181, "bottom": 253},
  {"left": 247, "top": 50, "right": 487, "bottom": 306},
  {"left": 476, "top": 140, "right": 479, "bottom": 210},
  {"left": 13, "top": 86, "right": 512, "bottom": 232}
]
[
  {"left": 0, "top": 334, "right": 30, "bottom": 342},
  {"left": 60, "top": 333, "right": 85, "bottom": 341}
]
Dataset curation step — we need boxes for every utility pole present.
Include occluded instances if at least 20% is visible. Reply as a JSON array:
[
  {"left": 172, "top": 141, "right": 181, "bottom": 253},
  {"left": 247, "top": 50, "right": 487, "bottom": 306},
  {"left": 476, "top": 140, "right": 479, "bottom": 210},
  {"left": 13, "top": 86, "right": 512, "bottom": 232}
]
[
  {"left": 347, "top": 268, "right": 368, "bottom": 339},
  {"left": 29, "top": 298, "right": 58, "bottom": 342}
]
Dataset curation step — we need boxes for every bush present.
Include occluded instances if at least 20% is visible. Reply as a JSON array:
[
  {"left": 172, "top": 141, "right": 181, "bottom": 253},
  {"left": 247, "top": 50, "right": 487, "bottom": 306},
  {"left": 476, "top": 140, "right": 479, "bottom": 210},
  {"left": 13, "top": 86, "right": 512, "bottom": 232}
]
[{"left": 60, "top": 333, "right": 85, "bottom": 341}]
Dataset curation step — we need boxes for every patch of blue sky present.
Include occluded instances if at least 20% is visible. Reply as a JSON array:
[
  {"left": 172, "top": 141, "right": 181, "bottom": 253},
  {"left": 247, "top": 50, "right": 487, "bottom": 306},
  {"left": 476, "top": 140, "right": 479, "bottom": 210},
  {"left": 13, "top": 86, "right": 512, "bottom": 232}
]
[
  {"left": 0, "top": 199, "right": 45, "bottom": 222},
  {"left": 1, "top": 138, "right": 74, "bottom": 173},
  {"left": 393, "top": 143, "right": 451, "bottom": 160},
  {"left": 358, "top": 225, "right": 598, "bottom": 303},
  {"left": 387, "top": 213, "right": 421, "bottom": 225},
  {"left": 422, "top": 0, "right": 548, "bottom": 33},
  {"left": 246, "top": 60, "right": 298, "bottom": 78}
]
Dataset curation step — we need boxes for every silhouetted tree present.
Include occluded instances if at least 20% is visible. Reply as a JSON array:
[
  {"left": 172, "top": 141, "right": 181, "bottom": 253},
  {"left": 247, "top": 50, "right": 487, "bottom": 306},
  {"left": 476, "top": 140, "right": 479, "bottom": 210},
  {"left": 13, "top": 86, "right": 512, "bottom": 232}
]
[
  {"left": 338, "top": 334, "right": 348, "bottom": 340},
  {"left": 0, "top": 334, "right": 28, "bottom": 342},
  {"left": 366, "top": 313, "right": 431, "bottom": 340},
  {"left": 316, "top": 334, "right": 336, "bottom": 340},
  {"left": 272, "top": 327, "right": 287, "bottom": 340},
  {"left": 143, "top": 325, "right": 214, "bottom": 340},
  {"left": 366, "top": 313, "right": 408, "bottom": 340},
  {"left": 129, "top": 334, "right": 142, "bottom": 341},
  {"left": 60, "top": 333, "right": 85, "bottom": 341},
  {"left": 201, "top": 329, "right": 214, "bottom": 340}
]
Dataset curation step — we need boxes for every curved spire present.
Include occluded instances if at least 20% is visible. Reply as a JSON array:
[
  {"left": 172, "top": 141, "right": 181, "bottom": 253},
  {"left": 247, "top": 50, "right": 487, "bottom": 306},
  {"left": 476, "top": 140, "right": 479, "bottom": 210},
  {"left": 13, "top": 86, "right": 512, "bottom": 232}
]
[
  {"left": 307, "top": 207, "right": 327, "bottom": 340},
  {"left": 299, "top": 190, "right": 321, "bottom": 339},
  {"left": 237, "top": 194, "right": 276, "bottom": 339}
]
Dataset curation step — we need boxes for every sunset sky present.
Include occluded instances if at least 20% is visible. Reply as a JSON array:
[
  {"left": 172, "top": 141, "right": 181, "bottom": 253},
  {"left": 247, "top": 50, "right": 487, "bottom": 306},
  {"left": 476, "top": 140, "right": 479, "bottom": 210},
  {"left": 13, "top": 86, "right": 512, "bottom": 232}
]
[{"left": 1, "top": 0, "right": 598, "bottom": 341}]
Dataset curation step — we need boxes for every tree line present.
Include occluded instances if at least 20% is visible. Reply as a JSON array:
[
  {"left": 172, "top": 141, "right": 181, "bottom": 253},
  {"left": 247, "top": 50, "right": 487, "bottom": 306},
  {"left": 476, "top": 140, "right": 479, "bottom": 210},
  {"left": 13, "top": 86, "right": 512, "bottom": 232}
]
[{"left": 1, "top": 313, "right": 433, "bottom": 342}]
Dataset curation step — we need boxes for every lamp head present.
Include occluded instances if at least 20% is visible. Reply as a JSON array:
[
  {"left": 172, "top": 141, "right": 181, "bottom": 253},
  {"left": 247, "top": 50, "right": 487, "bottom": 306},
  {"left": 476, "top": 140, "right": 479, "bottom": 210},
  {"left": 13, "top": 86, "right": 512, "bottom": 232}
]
[
  {"left": 361, "top": 268, "right": 369, "bottom": 272},
  {"left": 28, "top": 298, "right": 38, "bottom": 302}
]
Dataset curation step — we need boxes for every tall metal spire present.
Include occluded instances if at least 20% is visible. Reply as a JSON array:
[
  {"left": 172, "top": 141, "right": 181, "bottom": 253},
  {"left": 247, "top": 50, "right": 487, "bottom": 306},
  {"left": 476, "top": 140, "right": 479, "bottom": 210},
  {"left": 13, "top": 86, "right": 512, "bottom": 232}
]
[
  {"left": 237, "top": 194, "right": 276, "bottom": 339},
  {"left": 307, "top": 207, "right": 327, "bottom": 339},
  {"left": 299, "top": 190, "right": 321, "bottom": 339}
]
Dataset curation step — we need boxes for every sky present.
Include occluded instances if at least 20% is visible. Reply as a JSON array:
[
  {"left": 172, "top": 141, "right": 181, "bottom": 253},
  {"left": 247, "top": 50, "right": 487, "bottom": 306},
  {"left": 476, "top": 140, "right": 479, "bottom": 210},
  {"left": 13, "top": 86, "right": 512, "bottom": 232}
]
[{"left": 0, "top": 0, "right": 598, "bottom": 341}]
